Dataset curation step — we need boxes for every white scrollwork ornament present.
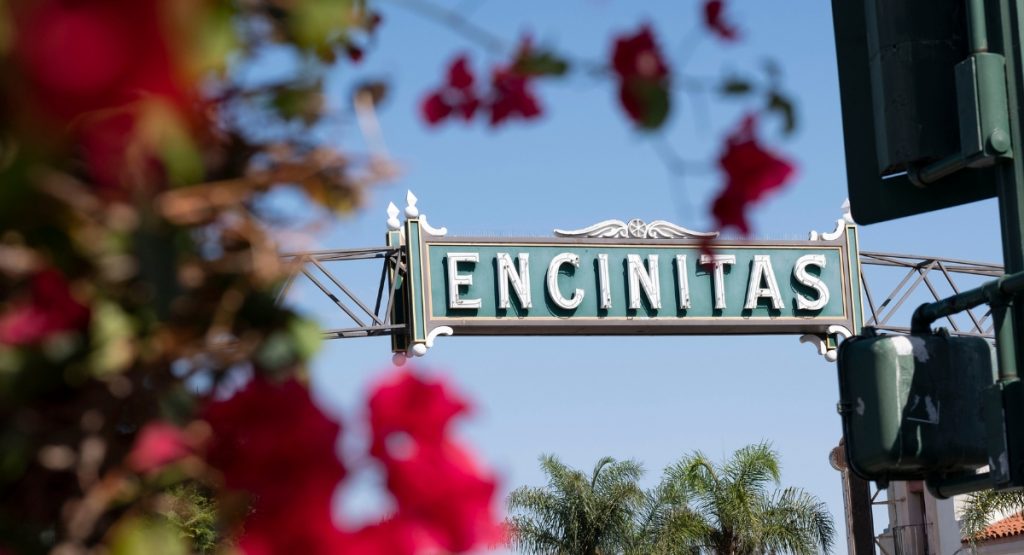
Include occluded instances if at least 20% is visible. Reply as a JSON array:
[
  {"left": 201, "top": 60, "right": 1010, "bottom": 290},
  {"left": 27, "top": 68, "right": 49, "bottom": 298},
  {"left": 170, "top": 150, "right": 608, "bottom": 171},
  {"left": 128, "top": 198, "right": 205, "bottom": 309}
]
[
  {"left": 800, "top": 325, "right": 853, "bottom": 362},
  {"left": 554, "top": 219, "right": 719, "bottom": 239},
  {"left": 403, "top": 326, "right": 454, "bottom": 359}
]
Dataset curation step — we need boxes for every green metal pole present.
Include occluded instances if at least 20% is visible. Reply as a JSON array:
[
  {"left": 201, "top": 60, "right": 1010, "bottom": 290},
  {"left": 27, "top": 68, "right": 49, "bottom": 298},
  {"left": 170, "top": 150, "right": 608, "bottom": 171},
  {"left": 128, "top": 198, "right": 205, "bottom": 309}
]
[{"left": 991, "top": 0, "right": 1024, "bottom": 487}]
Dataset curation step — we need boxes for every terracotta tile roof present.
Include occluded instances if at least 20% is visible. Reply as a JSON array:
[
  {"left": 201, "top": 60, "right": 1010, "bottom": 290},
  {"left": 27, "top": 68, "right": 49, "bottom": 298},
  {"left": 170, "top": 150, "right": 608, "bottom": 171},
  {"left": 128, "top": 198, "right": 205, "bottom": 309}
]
[{"left": 971, "top": 512, "right": 1024, "bottom": 542}]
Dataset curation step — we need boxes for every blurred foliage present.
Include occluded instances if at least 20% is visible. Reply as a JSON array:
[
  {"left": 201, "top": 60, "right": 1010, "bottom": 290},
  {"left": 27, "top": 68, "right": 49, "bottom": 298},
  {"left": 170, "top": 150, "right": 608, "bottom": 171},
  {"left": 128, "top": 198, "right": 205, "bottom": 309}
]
[
  {"left": 0, "top": 0, "right": 796, "bottom": 552},
  {"left": 0, "top": 0, "right": 392, "bottom": 552}
]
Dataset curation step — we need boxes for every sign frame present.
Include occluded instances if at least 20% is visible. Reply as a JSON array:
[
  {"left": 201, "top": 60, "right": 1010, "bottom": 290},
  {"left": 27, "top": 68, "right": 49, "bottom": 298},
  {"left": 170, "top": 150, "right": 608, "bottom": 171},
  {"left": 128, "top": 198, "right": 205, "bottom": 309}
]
[{"left": 387, "top": 193, "right": 864, "bottom": 361}]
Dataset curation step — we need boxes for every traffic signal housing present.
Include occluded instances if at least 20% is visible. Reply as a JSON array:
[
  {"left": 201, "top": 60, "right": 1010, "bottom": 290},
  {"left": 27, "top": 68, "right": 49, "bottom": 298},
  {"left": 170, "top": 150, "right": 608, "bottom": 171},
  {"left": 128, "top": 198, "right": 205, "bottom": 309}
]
[{"left": 837, "top": 330, "right": 998, "bottom": 486}]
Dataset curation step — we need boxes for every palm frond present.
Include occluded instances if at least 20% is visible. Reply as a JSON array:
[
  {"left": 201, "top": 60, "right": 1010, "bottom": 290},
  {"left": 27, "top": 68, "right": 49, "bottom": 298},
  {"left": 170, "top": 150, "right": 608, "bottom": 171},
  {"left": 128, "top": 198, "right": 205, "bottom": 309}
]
[
  {"left": 961, "top": 489, "right": 1024, "bottom": 541},
  {"left": 758, "top": 486, "right": 836, "bottom": 555}
]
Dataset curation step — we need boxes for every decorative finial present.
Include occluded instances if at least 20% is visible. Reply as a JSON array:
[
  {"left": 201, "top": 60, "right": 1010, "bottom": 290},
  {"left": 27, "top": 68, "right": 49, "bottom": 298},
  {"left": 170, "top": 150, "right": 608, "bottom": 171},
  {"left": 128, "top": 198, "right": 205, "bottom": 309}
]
[
  {"left": 392, "top": 352, "right": 407, "bottom": 366},
  {"left": 386, "top": 202, "right": 401, "bottom": 230},
  {"left": 841, "top": 198, "right": 853, "bottom": 224},
  {"left": 405, "top": 190, "right": 420, "bottom": 218}
]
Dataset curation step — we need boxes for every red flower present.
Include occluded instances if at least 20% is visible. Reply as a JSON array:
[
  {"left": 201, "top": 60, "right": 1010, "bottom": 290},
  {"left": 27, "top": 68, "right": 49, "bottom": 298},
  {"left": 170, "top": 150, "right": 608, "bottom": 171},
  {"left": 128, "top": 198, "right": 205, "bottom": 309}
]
[
  {"left": 204, "top": 377, "right": 346, "bottom": 554},
  {"left": 384, "top": 441, "right": 501, "bottom": 552},
  {"left": 204, "top": 377, "right": 344, "bottom": 507},
  {"left": 237, "top": 484, "right": 343, "bottom": 555},
  {"left": 422, "top": 45, "right": 545, "bottom": 127},
  {"left": 421, "top": 56, "right": 480, "bottom": 125},
  {"left": 341, "top": 516, "right": 442, "bottom": 555},
  {"left": 703, "top": 0, "right": 740, "bottom": 42},
  {"left": 711, "top": 115, "right": 795, "bottom": 235},
  {"left": 12, "top": 0, "right": 191, "bottom": 189},
  {"left": 0, "top": 268, "right": 90, "bottom": 346},
  {"left": 367, "top": 370, "right": 502, "bottom": 552},
  {"left": 368, "top": 370, "right": 468, "bottom": 458},
  {"left": 611, "top": 26, "right": 671, "bottom": 129},
  {"left": 127, "top": 421, "right": 193, "bottom": 473},
  {"left": 488, "top": 68, "right": 542, "bottom": 126}
]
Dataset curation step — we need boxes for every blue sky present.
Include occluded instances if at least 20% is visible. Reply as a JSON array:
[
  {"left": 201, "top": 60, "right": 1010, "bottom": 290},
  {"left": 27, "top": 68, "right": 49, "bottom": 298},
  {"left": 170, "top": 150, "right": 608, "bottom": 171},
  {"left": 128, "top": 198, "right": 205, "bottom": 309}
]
[{"left": 275, "top": 0, "right": 1006, "bottom": 548}]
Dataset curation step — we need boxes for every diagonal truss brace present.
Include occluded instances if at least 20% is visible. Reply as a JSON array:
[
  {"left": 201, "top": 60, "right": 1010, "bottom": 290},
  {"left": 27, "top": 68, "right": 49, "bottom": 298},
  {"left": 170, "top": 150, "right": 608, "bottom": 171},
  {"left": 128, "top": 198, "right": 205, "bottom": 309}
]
[
  {"left": 859, "top": 251, "right": 1002, "bottom": 339},
  {"left": 279, "top": 246, "right": 406, "bottom": 339}
]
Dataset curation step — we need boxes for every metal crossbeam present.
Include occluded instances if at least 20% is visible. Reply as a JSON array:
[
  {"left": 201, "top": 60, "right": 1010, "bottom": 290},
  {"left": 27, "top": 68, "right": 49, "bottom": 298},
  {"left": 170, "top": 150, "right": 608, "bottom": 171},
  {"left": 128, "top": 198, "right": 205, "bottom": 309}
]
[
  {"left": 279, "top": 247, "right": 406, "bottom": 339},
  {"left": 859, "top": 251, "right": 1002, "bottom": 339},
  {"left": 281, "top": 247, "right": 1003, "bottom": 341}
]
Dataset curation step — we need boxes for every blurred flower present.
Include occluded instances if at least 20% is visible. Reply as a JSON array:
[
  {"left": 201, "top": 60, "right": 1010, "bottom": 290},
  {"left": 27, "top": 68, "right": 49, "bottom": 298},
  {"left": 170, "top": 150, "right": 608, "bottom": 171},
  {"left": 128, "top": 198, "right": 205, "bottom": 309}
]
[
  {"left": 703, "top": 0, "right": 740, "bottom": 42},
  {"left": 611, "top": 25, "right": 671, "bottom": 129},
  {"left": 236, "top": 485, "right": 342, "bottom": 555},
  {"left": 422, "top": 45, "right": 545, "bottom": 128},
  {"left": 384, "top": 440, "right": 501, "bottom": 552},
  {"left": 127, "top": 421, "right": 193, "bottom": 473},
  {"left": 368, "top": 370, "right": 501, "bottom": 553},
  {"left": 488, "top": 67, "right": 542, "bottom": 126},
  {"left": 711, "top": 114, "right": 795, "bottom": 235},
  {"left": 204, "top": 377, "right": 346, "bottom": 553},
  {"left": 0, "top": 268, "right": 90, "bottom": 346},
  {"left": 368, "top": 369, "right": 467, "bottom": 457},
  {"left": 341, "top": 516, "right": 440, "bottom": 555},
  {"left": 421, "top": 56, "right": 480, "bottom": 125},
  {"left": 12, "top": 0, "right": 194, "bottom": 189},
  {"left": 204, "top": 377, "right": 344, "bottom": 502}
]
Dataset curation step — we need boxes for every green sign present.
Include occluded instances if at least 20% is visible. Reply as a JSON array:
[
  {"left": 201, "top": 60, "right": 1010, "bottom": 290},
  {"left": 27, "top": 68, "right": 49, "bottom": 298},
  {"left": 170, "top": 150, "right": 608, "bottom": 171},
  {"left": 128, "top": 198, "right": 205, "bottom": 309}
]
[{"left": 391, "top": 213, "right": 864, "bottom": 359}]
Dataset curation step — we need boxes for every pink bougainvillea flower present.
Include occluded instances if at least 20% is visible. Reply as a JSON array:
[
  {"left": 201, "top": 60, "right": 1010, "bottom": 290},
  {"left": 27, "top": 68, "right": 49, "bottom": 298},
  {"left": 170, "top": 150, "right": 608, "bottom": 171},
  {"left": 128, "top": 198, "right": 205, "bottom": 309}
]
[
  {"left": 367, "top": 370, "right": 502, "bottom": 552},
  {"left": 611, "top": 25, "right": 671, "bottom": 129},
  {"left": 711, "top": 114, "right": 795, "bottom": 235},
  {"left": 127, "top": 421, "right": 193, "bottom": 473},
  {"left": 423, "top": 44, "right": 547, "bottom": 128},
  {"left": 204, "top": 377, "right": 346, "bottom": 554},
  {"left": 12, "top": 0, "right": 193, "bottom": 189},
  {"left": 0, "top": 268, "right": 90, "bottom": 346},
  {"left": 384, "top": 440, "right": 502, "bottom": 552},
  {"left": 368, "top": 370, "right": 468, "bottom": 457},
  {"left": 487, "top": 67, "right": 542, "bottom": 126},
  {"left": 204, "top": 377, "right": 345, "bottom": 503},
  {"left": 421, "top": 56, "right": 480, "bottom": 125},
  {"left": 236, "top": 483, "right": 343, "bottom": 555},
  {"left": 703, "top": 0, "right": 740, "bottom": 42},
  {"left": 341, "top": 515, "right": 444, "bottom": 555}
]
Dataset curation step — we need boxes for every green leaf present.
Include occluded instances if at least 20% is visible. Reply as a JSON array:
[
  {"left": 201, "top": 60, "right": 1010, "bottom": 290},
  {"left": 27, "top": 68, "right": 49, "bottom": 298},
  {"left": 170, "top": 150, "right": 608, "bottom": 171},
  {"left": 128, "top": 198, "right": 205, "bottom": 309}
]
[
  {"left": 256, "top": 329, "right": 294, "bottom": 370},
  {"left": 272, "top": 82, "right": 325, "bottom": 124},
  {"left": 88, "top": 300, "right": 135, "bottom": 378},
  {"left": 767, "top": 92, "right": 797, "bottom": 135},
  {"left": 288, "top": 316, "right": 322, "bottom": 361},
  {"left": 629, "top": 81, "right": 671, "bottom": 131},
  {"left": 289, "top": 0, "right": 355, "bottom": 49},
  {"left": 720, "top": 78, "right": 753, "bottom": 95},
  {"left": 108, "top": 516, "right": 188, "bottom": 555},
  {"left": 514, "top": 51, "right": 570, "bottom": 77}
]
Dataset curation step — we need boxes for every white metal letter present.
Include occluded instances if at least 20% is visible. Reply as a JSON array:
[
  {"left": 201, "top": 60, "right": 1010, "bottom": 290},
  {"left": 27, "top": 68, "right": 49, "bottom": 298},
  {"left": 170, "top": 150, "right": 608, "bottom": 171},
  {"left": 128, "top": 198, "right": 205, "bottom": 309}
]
[
  {"left": 546, "top": 253, "right": 584, "bottom": 310},
  {"left": 700, "top": 254, "right": 736, "bottom": 309},
  {"left": 446, "top": 252, "right": 482, "bottom": 309},
  {"left": 597, "top": 253, "right": 612, "bottom": 309},
  {"left": 675, "top": 255, "right": 691, "bottom": 309},
  {"left": 496, "top": 253, "right": 532, "bottom": 309},
  {"left": 627, "top": 254, "right": 661, "bottom": 309},
  {"left": 744, "top": 255, "right": 784, "bottom": 310},
  {"left": 793, "top": 254, "right": 830, "bottom": 311}
]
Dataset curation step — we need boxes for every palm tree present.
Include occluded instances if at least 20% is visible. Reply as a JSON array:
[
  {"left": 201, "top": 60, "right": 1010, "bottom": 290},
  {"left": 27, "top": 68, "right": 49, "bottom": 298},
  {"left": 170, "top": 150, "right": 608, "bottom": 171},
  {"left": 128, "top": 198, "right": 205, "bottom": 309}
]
[
  {"left": 665, "top": 443, "right": 835, "bottom": 554},
  {"left": 507, "top": 454, "right": 646, "bottom": 554},
  {"left": 960, "top": 489, "right": 1024, "bottom": 541},
  {"left": 507, "top": 445, "right": 835, "bottom": 554}
]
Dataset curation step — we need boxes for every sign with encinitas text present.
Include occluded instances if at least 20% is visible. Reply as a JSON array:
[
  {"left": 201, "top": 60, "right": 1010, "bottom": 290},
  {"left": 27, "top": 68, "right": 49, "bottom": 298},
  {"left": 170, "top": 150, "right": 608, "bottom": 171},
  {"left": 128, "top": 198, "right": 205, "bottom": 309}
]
[{"left": 386, "top": 202, "right": 863, "bottom": 361}]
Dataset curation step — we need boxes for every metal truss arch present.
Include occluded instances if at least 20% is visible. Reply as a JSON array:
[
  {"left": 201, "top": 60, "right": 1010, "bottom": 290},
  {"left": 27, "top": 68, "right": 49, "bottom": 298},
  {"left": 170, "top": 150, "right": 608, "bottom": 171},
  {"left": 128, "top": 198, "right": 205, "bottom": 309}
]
[{"left": 280, "top": 247, "right": 1003, "bottom": 342}]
